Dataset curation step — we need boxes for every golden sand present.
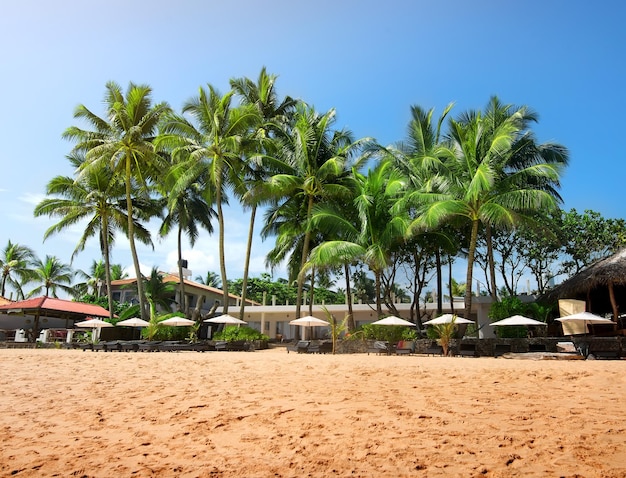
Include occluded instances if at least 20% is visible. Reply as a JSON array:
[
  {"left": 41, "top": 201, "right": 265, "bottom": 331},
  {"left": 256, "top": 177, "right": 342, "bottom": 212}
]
[{"left": 0, "top": 348, "right": 625, "bottom": 477}]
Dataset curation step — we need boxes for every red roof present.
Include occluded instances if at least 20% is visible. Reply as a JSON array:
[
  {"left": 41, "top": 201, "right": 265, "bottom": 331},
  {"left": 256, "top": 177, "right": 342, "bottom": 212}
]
[{"left": 0, "top": 296, "right": 111, "bottom": 317}]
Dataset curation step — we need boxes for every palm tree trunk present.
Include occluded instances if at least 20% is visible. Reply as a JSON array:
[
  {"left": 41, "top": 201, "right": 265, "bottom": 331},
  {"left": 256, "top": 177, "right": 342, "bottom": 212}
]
[
  {"left": 177, "top": 225, "right": 188, "bottom": 315},
  {"left": 216, "top": 180, "right": 229, "bottom": 314},
  {"left": 375, "top": 271, "right": 382, "bottom": 316},
  {"left": 448, "top": 256, "right": 454, "bottom": 314},
  {"left": 309, "top": 266, "right": 315, "bottom": 316},
  {"left": 344, "top": 263, "right": 355, "bottom": 331},
  {"left": 125, "top": 159, "right": 148, "bottom": 321},
  {"left": 239, "top": 204, "right": 256, "bottom": 320},
  {"left": 435, "top": 248, "right": 443, "bottom": 315},
  {"left": 101, "top": 216, "right": 115, "bottom": 320},
  {"left": 486, "top": 224, "right": 498, "bottom": 301},
  {"left": 296, "top": 195, "right": 314, "bottom": 320},
  {"left": 464, "top": 219, "right": 479, "bottom": 322}
]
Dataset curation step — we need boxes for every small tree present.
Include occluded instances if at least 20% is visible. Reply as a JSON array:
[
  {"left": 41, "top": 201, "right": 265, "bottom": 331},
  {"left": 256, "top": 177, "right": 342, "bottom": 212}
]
[
  {"left": 321, "top": 306, "right": 348, "bottom": 354},
  {"left": 432, "top": 316, "right": 457, "bottom": 356}
]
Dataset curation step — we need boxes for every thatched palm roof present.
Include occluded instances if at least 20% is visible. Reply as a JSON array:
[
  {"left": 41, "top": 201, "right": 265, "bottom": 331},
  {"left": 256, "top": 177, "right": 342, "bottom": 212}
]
[{"left": 542, "top": 248, "right": 626, "bottom": 302}]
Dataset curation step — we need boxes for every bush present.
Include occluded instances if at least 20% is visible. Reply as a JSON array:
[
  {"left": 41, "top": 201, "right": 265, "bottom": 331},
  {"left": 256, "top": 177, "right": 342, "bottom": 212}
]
[
  {"left": 488, "top": 296, "right": 549, "bottom": 338},
  {"left": 213, "top": 326, "right": 268, "bottom": 343},
  {"left": 359, "top": 324, "right": 416, "bottom": 343}
]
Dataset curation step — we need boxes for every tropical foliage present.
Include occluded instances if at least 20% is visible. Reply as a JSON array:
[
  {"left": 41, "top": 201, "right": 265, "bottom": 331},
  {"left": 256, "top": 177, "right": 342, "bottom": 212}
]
[{"left": 0, "top": 69, "right": 590, "bottom": 338}]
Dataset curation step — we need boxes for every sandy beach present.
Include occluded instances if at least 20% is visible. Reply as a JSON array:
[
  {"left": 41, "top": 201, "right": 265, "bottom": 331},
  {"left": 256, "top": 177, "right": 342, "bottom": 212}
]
[{"left": 0, "top": 348, "right": 625, "bottom": 477}]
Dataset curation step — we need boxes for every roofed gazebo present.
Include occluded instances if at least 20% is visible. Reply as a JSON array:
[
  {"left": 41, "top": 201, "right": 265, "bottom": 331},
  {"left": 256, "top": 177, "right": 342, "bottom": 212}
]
[
  {"left": 0, "top": 296, "right": 111, "bottom": 342},
  {"left": 543, "top": 249, "right": 626, "bottom": 320}
]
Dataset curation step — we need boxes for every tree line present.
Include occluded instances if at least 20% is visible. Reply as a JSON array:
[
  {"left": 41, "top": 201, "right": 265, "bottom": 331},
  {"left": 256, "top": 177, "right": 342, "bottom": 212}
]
[{"left": 3, "top": 67, "right": 622, "bottom": 329}]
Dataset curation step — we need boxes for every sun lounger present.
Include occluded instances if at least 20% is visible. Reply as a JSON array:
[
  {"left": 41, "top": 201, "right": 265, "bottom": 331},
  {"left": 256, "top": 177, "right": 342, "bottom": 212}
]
[
  {"left": 92, "top": 341, "right": 121, "bottom": 352},
  {"left": 395, "top": 340, "right": 415, "bottom": 355},
  {"left": 367, "top": 341, "right": 391, "bottom": 355},
  {"left": 528, "top": 343, "right": 547, "bottom": 352},
  {"left": 137, "top": 341, "right": 162, "bottom": 352},
  {"left": 287, "top": 340, "right": 310, "bottom": 353},
  {"left": 424, "top": 342, "right": 444, "bottom": 356},
  {"left": 457, "top": 343, "right": 478, "bottom": 357}
]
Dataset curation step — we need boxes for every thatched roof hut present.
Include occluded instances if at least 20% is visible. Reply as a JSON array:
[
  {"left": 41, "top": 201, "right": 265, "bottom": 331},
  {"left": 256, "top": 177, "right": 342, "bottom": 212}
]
[{"left": 542, "top": 249, "right": 626, "bottom": 319}]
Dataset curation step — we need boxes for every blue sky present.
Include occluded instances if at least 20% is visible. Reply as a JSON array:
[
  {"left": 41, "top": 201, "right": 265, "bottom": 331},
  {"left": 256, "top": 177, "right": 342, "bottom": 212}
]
[{"left": 1, "top": 1, "right": 624, "bottom": 296}]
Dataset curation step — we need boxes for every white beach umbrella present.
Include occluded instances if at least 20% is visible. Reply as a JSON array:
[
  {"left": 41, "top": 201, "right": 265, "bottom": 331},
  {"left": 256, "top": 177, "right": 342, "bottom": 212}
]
[
  {"left": 289, "top": 316, "right": 330, "bottom": 327},
  {"left": 116, "top": 317, "right": 151, "bottom": 327},
  {"left": 370, "top": 316, "right": 416, "bottom": 327},
  {"left": 75, "top": 318, "right": 114, "bottom": 328},
  {"left": 555, "top": 312, "right": 614, "bottom": 335},
  {"left": 75, "top": 318, "right": 114, "bottom": 341},
  {"left": 204, "top": 314, "right": 248, "bottom": 325},
  {"left": 423, "top": 314, "right": 474, "bottom": 325},
  {"left": 160, "top": 317, "right": 196, "bottom": 327},
  {"left": 289, "top": 316, "right": 329, "bottom": 340},
  {"left": 490, "top": 315, "right": 547, "bottom": 327}
]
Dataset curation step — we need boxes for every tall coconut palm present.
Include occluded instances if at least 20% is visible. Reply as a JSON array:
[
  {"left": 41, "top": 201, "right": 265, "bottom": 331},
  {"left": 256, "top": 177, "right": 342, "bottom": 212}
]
[
  {"left": 34, "top": 152, "right": 153, "bottom": 319},
  {"left": 158, "top": 159, "right": 216, "bottom": 315},
  {"left": 305, "top": 159, "right": 408, "bottom": 316},
  {"left": 27, "top": 255, "right": 74, "bottom": 298},
  {"left": 158, "top": 85, "right": 259, "bottom": 313},
  {"left": 195, "top": 271, "right": 221, "bottom": 288},
  {"left": 63, "top": 81, "right": 170, "bottom": 321},
  {"left": 263, "top": 105, "right": 362, "bottom": 319},
  {"left": 405, "top": 98, "right": 568, "bottom": 322},
  {"left": 393, "top": 103, "right": 455, "bottom": 311},
  {"left": 0, "top": 240, "right": 35, "bottom": 299},
  {"left": 230, "top": 67, "right": 297, "bottom": 319}
]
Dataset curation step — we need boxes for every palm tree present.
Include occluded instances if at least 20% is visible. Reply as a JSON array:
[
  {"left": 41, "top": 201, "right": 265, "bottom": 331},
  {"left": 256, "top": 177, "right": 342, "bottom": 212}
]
[
  {"left": 143, "top": 267, "right": 176, "bottom": 320},
  {"left": 34, "top": 152, "right": 153, "bottom": 319},
  {"left": 28, "top": 255, "right": 74, "bottom": 298},
  {"left": 110, "top": 264, "right": 128, "bottom": 281},
  {"left": 158, "top": 156, "right": 216, "bottom": 315},
  {"left": 263, "top": 105, "right": 361, "bottom": 319},
  {"left": 158, "top": 85, "right": 259, "bottom": 313},
  {"left": 230, "top": 67, "right": 297, "bottom": 319},
  {"left": 195, "top": 271, "right": 221, "bottom": 288},
  {"left": 305, "top": 159, "right": 408, "bottom": 316},
  {"left": 63, "top": 81, "right": 171, "bottom": 321},
  {"left": 0, "top": 240, "right": 35, "bottom": 299},
  {"left": 405, "top": 98, "right": 568, "bottom": 322}
]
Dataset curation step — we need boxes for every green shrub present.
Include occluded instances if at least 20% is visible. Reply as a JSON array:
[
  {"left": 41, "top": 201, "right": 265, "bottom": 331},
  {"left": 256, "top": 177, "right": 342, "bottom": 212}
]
[
  {"left": 360, "top": 324, "right": 409, "bottom": 344},
  {"left": 488, "top": 296, "right": 549, "bottom": 338},
  {"left": 213, "top": 326, "right": 268, "bottom": 342}
]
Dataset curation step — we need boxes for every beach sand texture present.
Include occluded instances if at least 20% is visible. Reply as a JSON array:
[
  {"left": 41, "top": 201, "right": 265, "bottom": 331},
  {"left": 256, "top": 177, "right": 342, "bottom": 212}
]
[{"left": 1, "top": 348, "right": 625, "bottom": 477}]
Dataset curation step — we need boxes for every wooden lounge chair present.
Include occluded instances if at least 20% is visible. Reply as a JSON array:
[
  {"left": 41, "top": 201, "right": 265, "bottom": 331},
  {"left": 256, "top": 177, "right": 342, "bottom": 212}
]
[
  {"left": 424, "top": 342, "right": 444, "bottom": 356},
  {"left": 137, "top": 341, "right": 162, "bottom": 352},
  {"left": 367, "top": 341, "right": 390, "bottom": 355},
  {"left": 395, "top": 340, "right": 415, "bottom": 355},
  {"left": 457, "top": 343, "right": 478, "bottom": 357},
  {"left": 286, "top": 340, "right": 310, "bottom": 353}
]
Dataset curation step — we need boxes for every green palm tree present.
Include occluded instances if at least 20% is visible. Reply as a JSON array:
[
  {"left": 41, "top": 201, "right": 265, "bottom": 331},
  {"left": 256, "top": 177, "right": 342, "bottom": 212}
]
[
  {"left": 34, "top": 152, "right": 153, "bottom": 319},
  {"left": 263, "top": 105, "right": 360, "bottom": 319},
  {"left": 195, "top": 271, "right": 222, "bottom": 288},
  {"left": 230, "top": 67, "right": 297, "bottom": 319},
  {"left": 157, "top": 85, "right": 259, "bottom": 313},
  {"left": 393, "top": 103, "right": 456, "bottom": 313},
  {"left": 405, "top": 98, "right": 568, "bottom": 321},
  {"left": 0, "top": 240, "right": 35, "bottom": 299},
  {"left": 28, "top": 255, "right": 74, "bottom": 298},
  {"left": 63, "top": 81, "right": 171, "bottom": 321},
  {"left": 158, "top": 158, "right": 216, "bottom": 315},
  {"left": 110, "top": 264, "right": 128, "bottom": 281},
  {"left": 143, "top": 267, "right": 176, "bottom": 320},
  {"left": 305, "top": 159, "right": 408, "bottom": 316}
]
